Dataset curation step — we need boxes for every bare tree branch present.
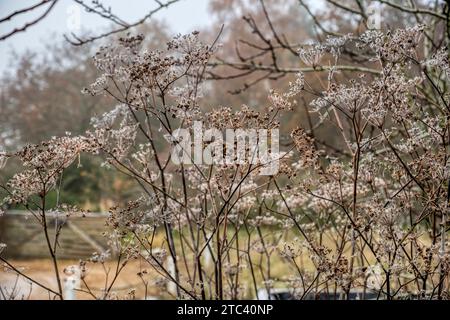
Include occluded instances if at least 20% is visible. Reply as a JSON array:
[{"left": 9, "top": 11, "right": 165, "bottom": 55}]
[{"left": 0, "top": 0, "right": 58, "bottom": 41}]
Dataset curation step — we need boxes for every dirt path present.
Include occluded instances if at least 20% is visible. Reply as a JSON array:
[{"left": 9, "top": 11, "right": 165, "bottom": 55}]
[{"left": 0, "top": 259, "right": 165, "bottom": 300}]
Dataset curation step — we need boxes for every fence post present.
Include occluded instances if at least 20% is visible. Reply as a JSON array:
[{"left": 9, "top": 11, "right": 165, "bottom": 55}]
[{"left": 63, "top": 265, "right": 81, "bottom": 300}]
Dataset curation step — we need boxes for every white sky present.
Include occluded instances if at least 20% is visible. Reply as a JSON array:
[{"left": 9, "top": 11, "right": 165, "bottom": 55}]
[{"left": 0, "top": 0, "right": 212, "bottom": 72}]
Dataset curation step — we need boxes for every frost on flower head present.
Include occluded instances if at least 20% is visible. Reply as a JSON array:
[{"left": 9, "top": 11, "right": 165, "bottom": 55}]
[
  {"left": 1, "top": 22, "right": 448, "bottom": 300},
  {"left": 290, "top": 127, "right": 318, "bottom": 168},
  {"left": 285, "top": 72, "right": 305, "bottom": 98},
  {"left": 298, "top": 44, "right": 323, "bottom": 67},
  {"left": 90, "top": 104, "right": 130, "bottom": 130},
  {"left": 3, "top": 135, "right": 94, "bottom": 205}
]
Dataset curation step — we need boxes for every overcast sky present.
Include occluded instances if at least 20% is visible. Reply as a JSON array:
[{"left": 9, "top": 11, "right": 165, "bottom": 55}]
[{"left": 0, "top": 0, "right": 212, "bottom": 73}]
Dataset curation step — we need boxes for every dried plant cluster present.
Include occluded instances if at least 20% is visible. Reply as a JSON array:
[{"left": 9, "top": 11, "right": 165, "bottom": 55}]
[{"left": 1, "top": 17, "right": 450, "bottom": 300}]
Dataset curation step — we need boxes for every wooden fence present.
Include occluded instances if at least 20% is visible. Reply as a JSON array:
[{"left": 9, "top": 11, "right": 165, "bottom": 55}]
[{"left": 0, "top": 210, "right": 110, "bottom": 259}]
